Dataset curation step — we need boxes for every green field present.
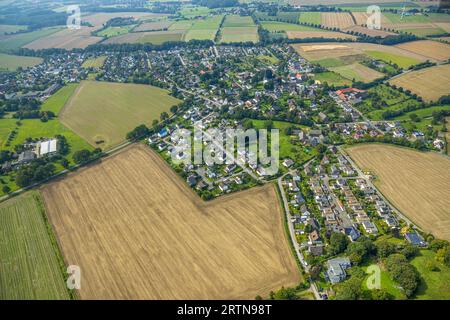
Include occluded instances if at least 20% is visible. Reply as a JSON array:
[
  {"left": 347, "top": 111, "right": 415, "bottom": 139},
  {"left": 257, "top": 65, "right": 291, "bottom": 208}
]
[
  {"left": 254, "top": 11, "right": 300, "bottom": 24},
  {"left": 81, "top": 56, "right": 107, "bottom": 69},
  {"left": 314, "top": 71, "right": 352, "bottom": 87},
  {"left": 59, "top": 81, "right": 181, "bottom": 149},
  {"left": 261, "top": 21, "right": 320, "bottom": 32},
  {"left": 401, "top": 28, "right": 446, "bottom": 37},
  {"left": 168, "top": 20, "right": 194, "bottom": 31},
  {"left": 184, "top": 15, "right": 223, "bottom": 41},
  {"left": 0, "top": 28, "right": 62, "bottom": 52},
  {"left": 384, "top": 12, "right": 432, "bottom": 24},
  {"left": 223, "top": 15, "right": 255, "bottom": 28},
  {"left": 0, "top": 24, "right": 27, "bottom": 35},
  {"left": 179, "top": 5, "right": 211, "bottom": 18},
  {"left": 0, "top": 53, "right": 42, "bottom": 71},
  {"left": 299, "top": 12, "right": 321, "bottom": 25},
  {"left": 365, "top": 50, "right": 420, "bottom": 69},
  {"left": 315, "top": 58, "right": 347, "bottom": 68},
  {"left": 393, "top": 105, "right": 450, "bottom": 121},
  {"left": 0, "top": 192, "right": 70, "bottom": 300},
  {"left": 220, "top": 27, "right": 259, "bottom": 43},
  {"left": 329, "top": 63, "right": 383, "bottom": 83},
  {"left": 412, "top": 250, "right": 450, "bottom": 300},
  {"left": 40, "top": 84, "right": 79, "bottom": 115},
  {"left": 97, "top": 25, "right": 136, "bottom": 38},
  {"left": 220, "top": 15, "right": 258, "bottom": 43}
]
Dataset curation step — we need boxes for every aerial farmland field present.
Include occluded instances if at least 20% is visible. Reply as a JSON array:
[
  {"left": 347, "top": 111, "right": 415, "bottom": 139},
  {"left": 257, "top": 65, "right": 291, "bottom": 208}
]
[
  {"left": 184, "top": 15, "right": 223, "bottom": 41},
  {"left": 0, "top": 28, "right": 62, "bottom": 52},
  {"left": 395, "top": 40, "right": 450, "bottom": 62},
  {"left": 298, "top": 12, "right": 321, "bottom": 25},
  {"left": 286, "top": 30, "right": 356, "bottom": 40},
  {"left": 23, "top": 28, "right": 103, "bottom": 50},
  {"left": 220, "top": 15, "right": 258, "bottom": 43},
  {"left": 389, "top": 64, "right": 450, "bottom": 102},
  {"left": 41, "top": 145, "right": 300, "bottom": 299},
  {"left": 346, "top": 144, "right": 450, "bottom": 242},
  {"left": 81, "top": 56, "right": 107, "bottom": 69},
  {"left": 321, "top": 12, "right": 355, "bottom": 29},
  {"left": 0, "top": 192, "right": 70, "bottom": 300},
  {"left": 0, "top": 53, "right": 42, "bottom": 71},
  {"left": 59, "top": 81, "right": 181, "bottom": 149}
]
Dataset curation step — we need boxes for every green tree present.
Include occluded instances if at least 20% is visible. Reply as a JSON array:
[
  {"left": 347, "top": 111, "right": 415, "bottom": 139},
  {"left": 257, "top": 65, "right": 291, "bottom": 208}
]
[
  {"left": 2, "top": 185, "right": 11, "bottom": 194},
  {"left": 270, "top": 287, "right": 298, "bottom": 300},
  {"left": 160, "top": 111, "right": 169, "bottom": 121},
  {"left": 376, "top": 240, "right": 397, "bottom": 258},
  {"left": 73, "top": 149, "right": 92, "bottom": 164},
  {"left": 371, "top": 289, "right": 394, "bottom": 300},
  {"left": 401, "top": 244, "right": 419, "bottom": 260},
  {"left": 329, "top": 232, "right": 349, "bottom": 255}
]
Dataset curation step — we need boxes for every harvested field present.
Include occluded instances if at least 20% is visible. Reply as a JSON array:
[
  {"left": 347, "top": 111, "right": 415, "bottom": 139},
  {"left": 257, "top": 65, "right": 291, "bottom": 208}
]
[
  {"left": 351, "top": 12, "right": 391, "bottom": 26},
  {"left": 134, "top": 21, "right": 173, "bottom": 32},
  {"left": 343, "top": 25, "right": 395, "bottom": 38},
  {"left": 41, "top": 145, "right": 300, "bottom": 299},
  {"left": 0, "top": 192, "right": 70, "bottom": 300},
  {"left": 59, "top": 81, "right": 181, "bottom": 149},
  {"left": 321, "top": 12, "right": 355, "bottom": 29},
  {"left": 395, "top": 40, "right": 450, "bottom": 61},
  {"left": 286, "top": 30, "right": 356, "bottom": 40},
  {"left": 447, "top": 117, "right": 450, "bottom": 155},
  {"left": 347, "top": 144, "right": 450, "bottom": 241},
  {"left": 293, "top": 42, "right": 433, "bottom": 65},
  {"left": 434, "top": 23, "right": 450, "bottom": 33},
  {"left": 104, "top": 30, "right": 185, "bottom": 44},
  {"left": 389, "top": 64, "right": 450, "bottom": 102},
  {"left": 23, "top": 28, "right": 102, "bottom": 50}
]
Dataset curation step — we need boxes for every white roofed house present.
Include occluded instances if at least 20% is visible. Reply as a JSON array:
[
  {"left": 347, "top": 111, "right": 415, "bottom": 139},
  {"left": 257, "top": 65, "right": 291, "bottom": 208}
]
[{"left": 37, "top": 139, "right": 58, "bottom": 158}]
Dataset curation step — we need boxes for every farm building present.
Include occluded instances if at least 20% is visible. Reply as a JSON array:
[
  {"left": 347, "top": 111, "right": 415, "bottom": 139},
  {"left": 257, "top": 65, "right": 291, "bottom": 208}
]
[{"left": 37, "top": 139, "right": 58, "bottom": 157}]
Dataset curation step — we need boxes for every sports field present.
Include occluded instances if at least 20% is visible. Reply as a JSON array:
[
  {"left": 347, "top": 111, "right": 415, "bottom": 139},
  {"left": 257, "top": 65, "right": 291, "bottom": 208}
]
[
  {"left": 389, "top": 64, "right": 450, "bottom": 102},
  {"left": 0, "top": 192, "right": 70, "bottom": 300},
  {"left": 0, "top": 53, "right": 42, "bottom": 71},
  {"left": 347, "top": 144, "right": 450, "bottom": 241},
  {"left": 41, "top": 145, "right": 300, "bottom": 299},
  {"left": 59, "top": 81, "right": 181, "bottom": 149}
]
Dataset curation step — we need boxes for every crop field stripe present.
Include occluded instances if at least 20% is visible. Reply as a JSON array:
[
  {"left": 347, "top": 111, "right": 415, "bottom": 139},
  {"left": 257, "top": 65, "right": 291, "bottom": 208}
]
[{"left": 0, "top": 192, "right": 70, "bottom": 300}]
